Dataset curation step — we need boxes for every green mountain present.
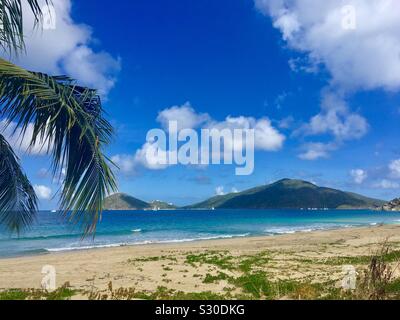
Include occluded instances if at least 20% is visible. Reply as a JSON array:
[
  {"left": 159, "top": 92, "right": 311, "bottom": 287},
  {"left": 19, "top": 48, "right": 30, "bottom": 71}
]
[
  {"left": 103, "top": 193, "right": 150, "bottom": 210},
  {"left": 103, "top": 193, "right": 177, "bottom": 211},
  {"left": 186, "top": 179, "right": 385, "bottom": 210}
]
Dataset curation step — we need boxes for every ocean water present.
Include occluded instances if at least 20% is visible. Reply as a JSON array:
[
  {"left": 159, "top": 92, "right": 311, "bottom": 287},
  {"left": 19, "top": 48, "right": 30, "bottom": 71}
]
[{"left": 1, "top": 209, "right": 400, "bottom": 258}]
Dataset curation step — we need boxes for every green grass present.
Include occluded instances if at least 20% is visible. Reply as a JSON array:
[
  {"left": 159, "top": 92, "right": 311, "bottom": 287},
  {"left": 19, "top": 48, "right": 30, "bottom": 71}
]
[
  {"left": 0, "top": 285, "right": 76, "bottom": 301},
  {"left": 385, "top": 279, "right": 400, "bottom": 298},
  {"left": 184, "top": 250, "right": 271, "bottom": 273},
  {"left": 231, "top": 272, "right": 271, "bottom": 299},
  {"left": 43, "top": 287, "right": 77, "bottom": 300},
  {"left": 185, "top": 251, "right": 235, "bottom": 270},
  {"left": 323, "top": 250, "right": 400, "bottom": 265},
  {"left": 203, "top": 272, "right": 230, "bottom": 284},
  {"left": 87, "top": 285, "right": 229, "bottom": 300},
  {"left": 168, "top": 291, "right": 228, "bottom": 300},
  {"left": 128, "top": 255, "right": 178, "bottom": 263},
  {"left": 0, "top": 289, "right": 29, "bottom": 300},
  {"left": 238, "top": 251, "right": 270, "bottom": 273},
  {"left": 128, "top": 256, "right": 160, "bottom": 262}
]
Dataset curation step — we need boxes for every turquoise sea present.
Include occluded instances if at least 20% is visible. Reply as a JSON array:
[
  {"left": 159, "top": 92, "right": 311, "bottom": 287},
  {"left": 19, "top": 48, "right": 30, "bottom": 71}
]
[{"left": 1, "top": 209, "right": 400, "bottom": 258}]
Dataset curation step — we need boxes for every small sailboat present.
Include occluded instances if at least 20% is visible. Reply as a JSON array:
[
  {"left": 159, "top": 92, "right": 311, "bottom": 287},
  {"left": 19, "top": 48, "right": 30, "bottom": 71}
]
[{"left": 51, "top": 210, "right": 57, "bottom": 213}]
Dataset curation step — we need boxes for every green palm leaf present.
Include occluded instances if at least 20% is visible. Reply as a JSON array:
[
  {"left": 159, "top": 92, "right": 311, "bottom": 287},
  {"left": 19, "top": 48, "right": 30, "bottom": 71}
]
[
  {"left": 0, "top": 134, "right": 38, "bottom": 233},
  {"left": 0, "top": 58, "right": 117, "bottom": 235},
  {"left": 0, "top": 0, "right": 49, "bottom": 53}
]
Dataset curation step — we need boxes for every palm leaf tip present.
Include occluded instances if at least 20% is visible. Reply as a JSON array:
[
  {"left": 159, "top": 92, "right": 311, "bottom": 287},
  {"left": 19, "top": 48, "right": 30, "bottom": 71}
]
[
  {"left": 0, "top": 134, "right": 38, "bottom": 234},
  {"left": 0, "top": 0, "right": 51, "bottom": 54}
]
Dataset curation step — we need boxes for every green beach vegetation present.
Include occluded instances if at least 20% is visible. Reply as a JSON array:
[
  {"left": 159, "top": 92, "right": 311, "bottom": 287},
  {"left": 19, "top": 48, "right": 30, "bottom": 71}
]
[{"left": 2, "top": 242, "right": 399, "bottom": 300}]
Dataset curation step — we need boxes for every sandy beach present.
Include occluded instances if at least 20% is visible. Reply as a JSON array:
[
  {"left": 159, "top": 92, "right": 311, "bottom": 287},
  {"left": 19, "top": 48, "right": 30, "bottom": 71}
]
[{"left": 1, "top": 224, "right": 400, "bottom": 299}]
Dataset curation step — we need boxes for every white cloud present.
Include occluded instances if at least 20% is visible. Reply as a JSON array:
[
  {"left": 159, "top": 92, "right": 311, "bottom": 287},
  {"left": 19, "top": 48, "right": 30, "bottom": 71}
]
[
  {"left": 7, "top": 0, "right": 121, "bottom": 96},
  {"left": 295, "top": 91, "right": 368, "bottom": 160},
  {"left": 373, "top": 179, "right": 400, "bottom": 190},
  {"left": 255, "top": 0, "right": 400, "bottom": 159},
  {"left": 255, "top": 0, "right": 400, "bottom": 91},
  {"left": 349, "top": 159, "right": 400, "bottom": 188},
  {"left": 111, "top": 154, "right": 137, "bottom": 174},
  {"left": 132, "top": 142, "right": 171, "bottom": 170},
  {"left": 206, "top": 116, "right": 285, "bottom": 152},
  {"left": 34, "top": 185, "right": 52, "bottom": 200},
  {"left": 254, "top": 118, "right": 286, "bottom": 151},
  {"left": 157, "top": 102, "right": 210, "bottom": 133},
  {"left": 298, "top": 142, "right": 336, "bottom": 161},
  {"left": 278, "top": 116, "right": 294, "bottom": 129},
  {"left": 112, "top": 103, "right": 285, "bottom": 174},
  {"left": 0, "top": 120, "right": 53, "bottom": 156},
  {"left": 273, "top": 10, "right": 301, "bottom": 41},
  {"left": 389, "top": 159, "right": 400, "bottom": 178},
  {"left": 215, "top": 186, "right": 225, "bottom": 196},
  {"left": 350, "top": 169, "right": 368, "bottom": 184},
  {"left": 215, "top": 186, "right": 239, "bottom": 195},
  {"left": 157, "top": 103, "right": 285, "bottom": 152},
  {"left": 274, "top": 91, "right": 290, "bottom": 109},
  {"left": 298, "top": 92, "right": 368, "bottom": 141},
  {"left": 62, "top": 46, "right": 121, "bottom": 97},
  {"left": 37, "top": 168, "right": 50, "bottom": 179},
  {"left": 111, "top": 141, "right": 171, "bottom": 174}
]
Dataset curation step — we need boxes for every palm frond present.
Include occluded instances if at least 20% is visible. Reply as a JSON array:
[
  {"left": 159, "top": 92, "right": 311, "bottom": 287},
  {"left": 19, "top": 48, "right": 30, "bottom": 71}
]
[
  {"left": 0, "top": 58, "right": 117, "bottom": 235},
  {"left": 0, "top": 134, "right": 38, "bottom": 233},
  {"left": 0, "top": 0, "right": 50, "bottom": 54}
]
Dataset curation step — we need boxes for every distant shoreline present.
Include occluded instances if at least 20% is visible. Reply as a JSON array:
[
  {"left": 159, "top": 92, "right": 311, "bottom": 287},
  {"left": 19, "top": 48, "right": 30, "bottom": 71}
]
[{"left": 99, "top": 207, "right": 386, "bottom": 212}]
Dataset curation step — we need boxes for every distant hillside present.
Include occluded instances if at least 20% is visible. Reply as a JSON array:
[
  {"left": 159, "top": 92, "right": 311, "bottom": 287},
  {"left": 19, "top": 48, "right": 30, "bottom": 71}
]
[
  {"left": 149, "top": 200, "right": 177, "bottom": 210},
  {"left": 186, "top": 179, "right": 385, "bottom": 210},
  {"left": 103, "top": 193, "right": 177, "bottom": 211},
  {"left": 103, "top": 193, "right": 149, "bottom": 210}
]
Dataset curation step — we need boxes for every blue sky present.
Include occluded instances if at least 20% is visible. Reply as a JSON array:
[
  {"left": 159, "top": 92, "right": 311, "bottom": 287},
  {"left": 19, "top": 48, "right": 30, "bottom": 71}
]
[{"left": 4, "top": 0, "right": 400, "bottom": 208}]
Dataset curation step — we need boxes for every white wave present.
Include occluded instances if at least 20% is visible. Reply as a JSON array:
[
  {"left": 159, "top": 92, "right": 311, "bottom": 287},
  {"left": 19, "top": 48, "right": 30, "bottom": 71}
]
[
  {"left": 263, "top": 224, "right": 347, "bottom": 235},
  {"left": 131, "top": 229, "right": 142, "bottom": 233},
  {"left": 45, "top": 242, "right": 132, "bottom": 252},
  {"left": 154, "top": 233, "right": 250, "bottom": 244},
  {"left": 44, "top": 233, "right": 251, "bottom": 253}
]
